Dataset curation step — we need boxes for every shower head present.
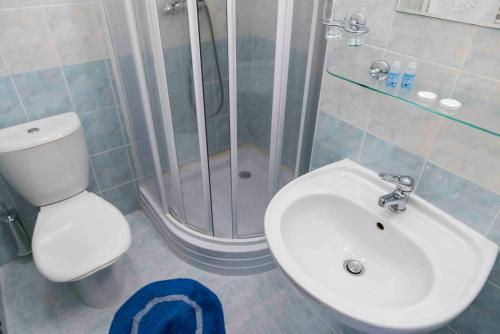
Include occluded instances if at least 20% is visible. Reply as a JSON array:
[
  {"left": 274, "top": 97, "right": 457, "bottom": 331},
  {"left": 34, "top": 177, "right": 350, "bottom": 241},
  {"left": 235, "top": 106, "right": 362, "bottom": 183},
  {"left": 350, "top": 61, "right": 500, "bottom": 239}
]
[{"left": 162, "top": 0, "right": 206, "bottom": 15}]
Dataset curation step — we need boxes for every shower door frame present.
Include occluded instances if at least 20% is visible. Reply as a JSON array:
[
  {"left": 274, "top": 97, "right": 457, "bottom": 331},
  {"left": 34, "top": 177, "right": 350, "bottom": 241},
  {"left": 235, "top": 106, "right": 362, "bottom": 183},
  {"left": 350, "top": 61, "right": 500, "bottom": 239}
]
[{"left": 125, "top": 0, "right": 307, "bottom": 239}]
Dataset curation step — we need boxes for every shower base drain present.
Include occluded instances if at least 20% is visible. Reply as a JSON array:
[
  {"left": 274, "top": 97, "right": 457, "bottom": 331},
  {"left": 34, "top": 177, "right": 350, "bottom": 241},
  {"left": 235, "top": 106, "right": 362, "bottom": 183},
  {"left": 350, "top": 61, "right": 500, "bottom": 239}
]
[{"left": 239, "top": 171, "right": 251, "bottom": 179}]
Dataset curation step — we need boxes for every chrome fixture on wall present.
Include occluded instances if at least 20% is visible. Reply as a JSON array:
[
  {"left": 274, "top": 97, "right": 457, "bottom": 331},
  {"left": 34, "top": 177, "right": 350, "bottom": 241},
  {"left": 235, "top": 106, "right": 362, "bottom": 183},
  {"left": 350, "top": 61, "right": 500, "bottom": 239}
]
[
  {"left": 162, "top": 0, "right": 206, "bottom": 15},
  {"left": 322, "top": 0, "right": 369, "bottom": 46},
  {"left": 369, "top": 60, "right": 390, "bottom": 81}
]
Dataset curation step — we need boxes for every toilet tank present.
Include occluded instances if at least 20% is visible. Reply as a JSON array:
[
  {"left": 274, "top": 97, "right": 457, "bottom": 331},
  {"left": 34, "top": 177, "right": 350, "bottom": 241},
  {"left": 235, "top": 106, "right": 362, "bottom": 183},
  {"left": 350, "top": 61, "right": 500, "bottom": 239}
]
[{"left": 0, "top": 113, "right": 89, "bottom": 206}]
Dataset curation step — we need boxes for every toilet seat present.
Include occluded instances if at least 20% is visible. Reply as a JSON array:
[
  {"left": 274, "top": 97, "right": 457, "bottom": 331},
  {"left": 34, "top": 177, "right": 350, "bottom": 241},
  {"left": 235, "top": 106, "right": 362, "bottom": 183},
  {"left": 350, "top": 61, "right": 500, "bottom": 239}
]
[{"left": 33, "top": 191, "right": 131, "bottom": 283}]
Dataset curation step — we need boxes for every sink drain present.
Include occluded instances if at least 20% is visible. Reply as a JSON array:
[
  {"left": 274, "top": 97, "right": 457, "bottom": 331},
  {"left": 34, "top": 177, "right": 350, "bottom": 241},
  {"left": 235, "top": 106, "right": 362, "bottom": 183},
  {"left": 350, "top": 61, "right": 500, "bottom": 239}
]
[
  {"left": 343, "top": 259, "right": 365, "bottom": 276},
  {"left": 239, "top": 171, "right": 251, "bottom": 179}
]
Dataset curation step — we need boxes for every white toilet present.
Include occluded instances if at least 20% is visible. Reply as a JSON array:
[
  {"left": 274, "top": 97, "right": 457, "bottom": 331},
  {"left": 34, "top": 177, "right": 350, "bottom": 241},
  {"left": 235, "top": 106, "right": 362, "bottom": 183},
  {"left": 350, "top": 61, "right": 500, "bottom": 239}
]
[{"left": 0, "top": 112, "right": 131, "bottom": 308}]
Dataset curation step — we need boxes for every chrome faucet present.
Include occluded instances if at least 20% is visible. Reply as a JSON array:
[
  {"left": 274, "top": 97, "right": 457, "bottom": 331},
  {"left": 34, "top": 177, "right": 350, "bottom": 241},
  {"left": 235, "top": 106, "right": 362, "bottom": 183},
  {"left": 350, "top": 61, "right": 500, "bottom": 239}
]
[{"left": 378, "top": 173, "right": 415, "bottom": 213}]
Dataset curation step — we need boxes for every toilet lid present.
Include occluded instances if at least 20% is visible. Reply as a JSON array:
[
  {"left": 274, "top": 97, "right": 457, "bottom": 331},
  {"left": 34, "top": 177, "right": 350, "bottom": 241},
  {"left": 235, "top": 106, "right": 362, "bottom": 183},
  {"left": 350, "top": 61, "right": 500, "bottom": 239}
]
[{"left": 33, "top": 191, "right": 131, "bottom": 282}]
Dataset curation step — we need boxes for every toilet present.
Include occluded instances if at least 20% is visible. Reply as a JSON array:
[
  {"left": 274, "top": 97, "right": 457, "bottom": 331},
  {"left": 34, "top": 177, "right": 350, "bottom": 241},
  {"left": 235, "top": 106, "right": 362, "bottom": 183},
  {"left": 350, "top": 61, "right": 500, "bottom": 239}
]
[{"left": 0, "top": 112, "right": 131, "bottom": 308}]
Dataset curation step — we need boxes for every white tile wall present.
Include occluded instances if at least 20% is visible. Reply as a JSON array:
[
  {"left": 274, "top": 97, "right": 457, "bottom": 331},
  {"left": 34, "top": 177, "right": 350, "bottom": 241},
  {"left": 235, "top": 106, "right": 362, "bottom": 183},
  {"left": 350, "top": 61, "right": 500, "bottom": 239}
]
[
  {"left": 0, "top": 0, "right": 109, "bottom": 75},
  {"left": 0, "top": 7, "right": 59, "bottom": 74},
  {"left": 320, "top": 0, "right": 500, "bottom": 195}
]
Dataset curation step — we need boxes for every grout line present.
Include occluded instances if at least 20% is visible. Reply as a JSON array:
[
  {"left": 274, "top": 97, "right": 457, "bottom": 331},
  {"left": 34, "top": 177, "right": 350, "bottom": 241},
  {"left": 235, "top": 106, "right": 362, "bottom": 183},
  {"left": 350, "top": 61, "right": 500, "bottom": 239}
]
[
  {"left": 0, "top": 1, "right": 96, "bottom": 13},
  {"left": 357, "top": 131, "right": 367, "bottom": 163},
  {"left": 413, "top": 159, "right": 427, "bottom": 193},
  {"left": 4, "top": 58, "right": 111, "bottom": 78},
  {"left": 426, "top": 158, "right": 500, "bottom": 196},
  {"left": 448, "top": 26, "right": 477, "bottom": 97},
  {"left": 89, "top": 143, "right": 130, "bottom": 158},
  {"left": 485, "top": 208, "right": 500, "bottom": 236},
  {"left": 488, "top": 280, "right": 500, "bottom": 290},
  {"left": 40, "top": 6, "right": 79, "bottom": 115},
  {"left": 356, "top": 88, "right": 378, "bottom": 163},
  {"left": 0, "top": 52, "right": 30, "bottom": 122},
  {"left": 382, "top": 8, "right": 397, "bottom": 50},
  {"left": 89, "top": 159, "right": 102, "bottom": 193},
  {"left": 78, "top": 104, "right": 117, "bottom": 116},
  {"left": 460, "top": 69, "right": 500, "bottom": 83},
  {"left": 98, "top": 178, "right": 138, "bottom": 195},
  {"left": 447, "top": 325, "right": 460, "bottom": 334}
]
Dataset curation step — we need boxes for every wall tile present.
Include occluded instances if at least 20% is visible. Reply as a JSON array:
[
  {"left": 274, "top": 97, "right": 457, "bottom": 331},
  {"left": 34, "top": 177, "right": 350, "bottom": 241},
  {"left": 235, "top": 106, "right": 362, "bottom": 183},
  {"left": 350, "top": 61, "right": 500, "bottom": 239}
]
[
  {"left": 367, "top": 97, "right": 442, "bottom": 157},
  {"left": 489, "top": 256, "right": 500, "bottom": 289},
  {"left": 0, "top": 53, "right": 7, "bottom": 76},
  {"left": 0, "top": 1, "right": 41, "bottom": 9},
  {"left": 463, "top": 27, "right": 500, "bottom": 80},
  {"left": 319, "top": 75, "right": 374, "bottom": 129},
  {"left": 0, "top": 76, "right": 27, "bottom": 128},
  {"left": 41, "top": 0, "right": 89, "bottom": 4},
  {"left": 44, "top": 2, "right": 108, "bottom": 65},
  {"left": 3, "top": 183, "right": 38, "bottom": 222},
  {"left": 353, "top": 0, "right": 396, "bottom": 48},
  {"left": 324, "top": 42, "right": 385, "bottom": 76},
  {"left": 91, "top": 146, "right": 134, "bottom": 191},
  {"left": 215, "top": 115, "right": 230, "bottom": 151},
  {"left": 0, "top": 179, "right": 14, "bottom": 209},
  {"left": 310, "top": 112, "right": 364, "bottom": 170},
  {"left": 429, "top": 121, "right": 500, "bottom": 194},
  {"left": 0, "top": 223, "right": 19, "bottom": 267},
  {"left": 487, "top": 214, "right": 500, "bottom": 287},
  {"left": 359, "top": 133, "right": 425, "bottom": 179},
  {"left": 383, "top": 51, "right": 460, "bottom": 98},
  {"left": 80, "top": 106, "right": 125, "bottom": 155},
  {"left": 0, "top": 8, "right": 59, "bottom": 74},
  {"left": 488, "top": 214, "right": 500, "bottom": 245},
  {"left": 452, "top": 72, "right": 500, "bottom": 134},
  {"left": 174, "top": 126, "right": 201, "bottom": 165},
  {"left": 100, "top": 181, "right": 139, "bottom": 215},
  {"left": 63, "top": 60, "right": 114, "bottom": 113},
  {"left": 12, "top": 68, "right": 72, "bottom": 120},
  {"left": 387, "top": 13, "right": 475, "bottom": 68},
  {"left": 87, "top": 162, "right": 100, "bottom": 194},
  {"left": 416, "top": 163, "right": 500, "bottom": 234},
  {"left": 450, "top": 282, "right": 500, "bottom": 334},
  {"left": 431, "top": 326, "right": 458, "bottom": 334}
]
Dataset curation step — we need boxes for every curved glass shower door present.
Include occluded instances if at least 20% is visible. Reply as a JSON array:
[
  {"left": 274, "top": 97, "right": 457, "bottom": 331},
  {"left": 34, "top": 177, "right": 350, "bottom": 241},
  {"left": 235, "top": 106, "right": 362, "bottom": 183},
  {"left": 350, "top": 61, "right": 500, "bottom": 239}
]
[
  {"left": 197, "top": 0, "right": 233, "bottom": 237},
  {"left": 107, "top": 0, "right": 318, "bottom": 240},
  {"left": 233, "top": 0, "right": 278, "bottom": 237},
  {"left": 155, "top": 0, "right": 213, "bottom": 234}
]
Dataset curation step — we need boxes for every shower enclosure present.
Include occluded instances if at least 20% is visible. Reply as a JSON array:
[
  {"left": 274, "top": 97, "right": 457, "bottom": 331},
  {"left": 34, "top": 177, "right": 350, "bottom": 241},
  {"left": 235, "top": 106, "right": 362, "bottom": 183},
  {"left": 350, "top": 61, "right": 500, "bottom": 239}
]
[{"left": 101, "top": 0, "right": 325, "bottom": 273}]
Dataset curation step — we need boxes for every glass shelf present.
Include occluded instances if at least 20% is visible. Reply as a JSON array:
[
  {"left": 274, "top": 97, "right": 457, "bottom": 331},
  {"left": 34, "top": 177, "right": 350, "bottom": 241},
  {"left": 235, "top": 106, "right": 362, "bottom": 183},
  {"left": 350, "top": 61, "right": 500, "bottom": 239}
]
[{"left": 326, "top": 66, "right": 500, "bottom": 138}]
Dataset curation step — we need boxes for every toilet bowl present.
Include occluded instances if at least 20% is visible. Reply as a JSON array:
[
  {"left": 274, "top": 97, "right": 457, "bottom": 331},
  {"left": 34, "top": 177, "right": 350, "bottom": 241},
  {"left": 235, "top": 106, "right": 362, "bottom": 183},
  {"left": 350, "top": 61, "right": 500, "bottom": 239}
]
[{"left": 0, "top": 112, "right": 132, "bottom": 308}]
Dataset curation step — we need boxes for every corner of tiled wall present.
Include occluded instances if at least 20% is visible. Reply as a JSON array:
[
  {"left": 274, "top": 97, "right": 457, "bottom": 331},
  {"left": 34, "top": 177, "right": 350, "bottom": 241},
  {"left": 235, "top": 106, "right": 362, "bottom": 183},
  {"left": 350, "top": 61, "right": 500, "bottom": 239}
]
[
  {"left": 0, "top": 0, "right": 139, "bottom": 267},
  {"left": 311, "top": 1, "right": 500, "bottom": 333}
]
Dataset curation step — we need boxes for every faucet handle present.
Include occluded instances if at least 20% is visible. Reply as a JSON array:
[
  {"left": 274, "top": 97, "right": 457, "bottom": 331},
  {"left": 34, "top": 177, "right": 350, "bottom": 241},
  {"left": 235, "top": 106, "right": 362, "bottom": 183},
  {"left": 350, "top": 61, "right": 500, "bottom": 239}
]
[{"left": 378, "top": 173, "right": 415, "bottom": 192}]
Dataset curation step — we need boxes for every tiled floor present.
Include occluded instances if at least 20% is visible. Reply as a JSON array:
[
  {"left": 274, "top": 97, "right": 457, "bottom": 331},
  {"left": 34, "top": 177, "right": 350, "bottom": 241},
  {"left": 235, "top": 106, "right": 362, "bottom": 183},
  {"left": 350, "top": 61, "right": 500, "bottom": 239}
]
[{"left": 0, "top": 210, "right": 333, "bottom": 334}]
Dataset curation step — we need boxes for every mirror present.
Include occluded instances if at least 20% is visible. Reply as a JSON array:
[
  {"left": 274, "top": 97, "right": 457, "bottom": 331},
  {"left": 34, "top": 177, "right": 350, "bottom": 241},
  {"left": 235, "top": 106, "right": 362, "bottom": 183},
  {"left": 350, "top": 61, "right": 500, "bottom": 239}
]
[{"left": 396, "top": 0, "right": 500, "bottom": 29}]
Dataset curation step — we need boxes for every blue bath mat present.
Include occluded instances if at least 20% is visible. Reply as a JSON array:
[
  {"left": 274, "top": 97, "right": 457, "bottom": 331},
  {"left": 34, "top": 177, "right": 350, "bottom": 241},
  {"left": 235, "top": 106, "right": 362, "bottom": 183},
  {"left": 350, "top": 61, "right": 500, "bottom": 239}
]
[{"left": 109, "top": 278, "right": 225, "bottom": 334}]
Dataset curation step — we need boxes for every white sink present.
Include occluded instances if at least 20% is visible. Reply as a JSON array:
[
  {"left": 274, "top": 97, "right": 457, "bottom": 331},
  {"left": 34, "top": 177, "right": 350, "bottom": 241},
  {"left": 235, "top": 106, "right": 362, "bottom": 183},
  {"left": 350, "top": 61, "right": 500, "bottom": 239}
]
[{"left": 265, "top": 159, "right": 498, "bottom": 334}]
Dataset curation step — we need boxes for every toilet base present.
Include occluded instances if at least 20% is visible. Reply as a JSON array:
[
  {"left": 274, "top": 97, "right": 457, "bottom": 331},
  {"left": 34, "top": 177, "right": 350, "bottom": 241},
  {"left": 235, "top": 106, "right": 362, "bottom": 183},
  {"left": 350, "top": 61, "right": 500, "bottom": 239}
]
[{"left": 75, "top": 261, "right": 125, "bottom": 308}]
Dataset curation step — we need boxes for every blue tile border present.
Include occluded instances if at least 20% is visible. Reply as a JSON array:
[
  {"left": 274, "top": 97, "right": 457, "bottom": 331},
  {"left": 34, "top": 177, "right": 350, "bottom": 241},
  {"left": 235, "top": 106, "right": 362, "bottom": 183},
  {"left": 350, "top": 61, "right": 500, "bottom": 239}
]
[
  {"left": 310, "top": 111, "right": 364, "bottom": 170},
  {"left": 0, "top": 76, "right": 27, "bottom": 128},
  {"left": 416, "top": 162, "right": 500, "bottom": 234},
  {"left": 91, "top": 146, "right": 135, "bottom": 191},
  {"left": 359, "top": 133, "right": 425, "bottom": 179},
  {"left": 63, "top": 60, "right": 115, "bottom": 113},
  {"left": 12, "top": 68, "right": 72, "bottom": 120}
]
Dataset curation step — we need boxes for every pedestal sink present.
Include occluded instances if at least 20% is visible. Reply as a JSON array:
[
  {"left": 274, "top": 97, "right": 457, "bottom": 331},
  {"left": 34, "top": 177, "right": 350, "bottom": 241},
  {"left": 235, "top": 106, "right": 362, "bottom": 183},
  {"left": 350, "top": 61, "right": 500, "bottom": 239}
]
[{"left": 264, "top": 159, "right": 498, "bottom": 334}]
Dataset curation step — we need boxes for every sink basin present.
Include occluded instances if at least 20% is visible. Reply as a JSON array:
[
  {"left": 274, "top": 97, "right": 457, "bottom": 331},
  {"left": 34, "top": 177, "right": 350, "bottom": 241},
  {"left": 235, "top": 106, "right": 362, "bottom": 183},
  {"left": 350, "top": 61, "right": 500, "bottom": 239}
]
[{"left": 265, "top": 159, "right": 498, "bottom": 334}]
